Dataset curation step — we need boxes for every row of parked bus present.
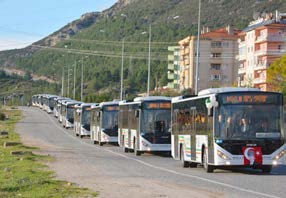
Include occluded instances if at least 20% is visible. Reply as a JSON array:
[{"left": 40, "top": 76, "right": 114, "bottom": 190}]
[{"left": 32, "top": 87, "right": 285, "bottom": 173}]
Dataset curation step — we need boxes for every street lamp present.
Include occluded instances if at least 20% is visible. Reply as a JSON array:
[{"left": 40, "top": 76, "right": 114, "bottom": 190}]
[
  {"left": 81, "top": 56, "right": 83, "bottom": 101},
  {"left": 73, "top": 61, "right": 76, "bottom": 99},
  {"left": 147, "top": 24, "right": 151, "bottom": 96},
  {"left": 61, "top": 67, "right": 64, "bottom": 96},
  {"left": 120, "top": 39, "right": 125, "bottom": 100},
  {"left": 195, "top": 0, "right": 201, "bottom": 95}
]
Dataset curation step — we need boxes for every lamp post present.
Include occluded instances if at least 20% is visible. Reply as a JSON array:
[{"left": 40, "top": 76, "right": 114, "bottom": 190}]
[
  {"left": 120, "top": 39, "right": 125, "bottom": 100},
  {"left": 195, "top": 0, "right": 201, "bottom": 95},
  {"left": 147, "top": 24, "right": 151, "bottom": 96},
  {"left": 61, "top": 67, "right": 64, "bottom": 96},
  {"left": 81, "top": 56, "right": 83, "bottom": 101},
  {"left": 67, "top": 64, "right": 70, "bottom": 97},
  {"left": 73, "top": 61, "right": 76, "bottom": 99}
]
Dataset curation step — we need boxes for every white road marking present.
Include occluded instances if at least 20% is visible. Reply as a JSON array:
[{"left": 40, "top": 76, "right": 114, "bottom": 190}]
[{"left": 41, "top": 108, "right": 280, "bottom": 198}]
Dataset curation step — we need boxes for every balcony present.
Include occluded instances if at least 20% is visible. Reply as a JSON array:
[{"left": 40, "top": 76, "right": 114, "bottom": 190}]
[
  {"left": 238, "top": 40, "right": 246, "bottom": 47},
  {"left": 168, "top": 72, "right": 175, "bottom": 80},
  {"left": 167, "top": 82, "right": 179, "bottom": 89},
  {"left": 253, "top": 63, "right": 267, "bottom": 71},
  {"left": 254, "top": 49, "right": 286, "bottom": 56},
  {"left": 168, "top": 55, "right": 174, "bottom": 61},
  {"left": 168, "top": 64, "right": 174, "bottom": 70},
  {"left": 236, "top": 54, "right": 246, "bottom": 61},
  {"left": 238, "top": 67, "right": 246, "bottom": 74},
  {"left": 168, "top": 73, "right": 179, "bottom": 80},
  {"left": 256, "top": 34, "right": 286, "bottom": 43},
  {"left": 174, "top": 60, "right": 180, "bottom": 66},
  {"left": 253, "top": 77, "right": 266, "bottom": 84}
]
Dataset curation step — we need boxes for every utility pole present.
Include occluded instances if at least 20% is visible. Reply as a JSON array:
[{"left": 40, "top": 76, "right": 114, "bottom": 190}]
[
  {"left": 120, "top": 39, "right": 125, "bottom": 100},
  {"left": 67, "top": 65, "right": 70, "bottom": 97},
  {"left": 73, "top": 61, "right": 76, "bottom": 99},
  {"left": 195, "top": 0, "right": 201, "bottom": 95},
  {"left": 81, "top": 56, "right": 83, "bottom": 101},
  {"left": 61, "top": 67, "right": 64, "bottom": 96},
  {"left": 147, "top": 24, "right": 151, "bottom": 96}
]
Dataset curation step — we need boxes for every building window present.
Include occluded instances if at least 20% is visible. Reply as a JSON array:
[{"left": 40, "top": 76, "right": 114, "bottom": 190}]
[
  {"left": 211, "top": 41, "right": 222, "bottom": 48},
  {"left": 222, "top": 42, "right": 229, "bottom": 47},
  {"left": 210, "top": 74, "right": 221, "bottom": 81},
  {"left": 278, "top": 45, "right": 282, "bottom": 50},
  {"left": 211, "top": 53, "right": 221, "bottom": 58},
  {"left": 210, "top": 64, "right": 221, "bottom": 70}
]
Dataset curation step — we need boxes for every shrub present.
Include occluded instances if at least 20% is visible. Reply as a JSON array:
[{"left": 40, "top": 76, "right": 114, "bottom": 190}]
[{"left": 0, "top": 112, "right": 6, "bottom": 120}]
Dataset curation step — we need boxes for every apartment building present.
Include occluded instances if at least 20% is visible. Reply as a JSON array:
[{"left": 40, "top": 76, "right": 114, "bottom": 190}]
[
  {"left": 237, "top": 11, "right": 286, "bottom": 91},
  {"left": 167, "top": 46, "right": 180, "bottom": 90},
  {"left": 178, "top": 26, "right": 239, "bottom": 92}
]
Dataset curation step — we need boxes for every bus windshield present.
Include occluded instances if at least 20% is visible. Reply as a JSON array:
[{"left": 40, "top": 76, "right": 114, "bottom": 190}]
[
  {"left": 82, "top": 110, "right": 91, "bottom": 125},
  {"left": 141, "top": 109, "right": 171, "bottom": 135},
  {"left": 215, "top": 104, "right": 282, "bottom": 140},
  {"left": 67, "top": 107, "right": 74, "bottom": 122},
  {"left": 102, "top": 111, "right": 118, "bottom": 130}
]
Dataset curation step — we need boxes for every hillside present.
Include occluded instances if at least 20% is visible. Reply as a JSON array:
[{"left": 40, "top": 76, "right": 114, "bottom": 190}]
[
  {"left": 0, "top": 70, "right": 59, "bottom": 105},
  {"left": 1, "top": 0, "right": 286, "bottom": 100}
]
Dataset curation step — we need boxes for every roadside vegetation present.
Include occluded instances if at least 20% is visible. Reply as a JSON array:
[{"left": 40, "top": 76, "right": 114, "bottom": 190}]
[{"left": 0, "top": 108, "right": 97, "bottom": 197}]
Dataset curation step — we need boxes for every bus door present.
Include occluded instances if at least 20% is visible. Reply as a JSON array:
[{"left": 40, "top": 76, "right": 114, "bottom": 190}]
[
  {"left": 191, "top": 107, "right": 197, "bottom": 161},
  {"left": 127, "top": 108, "right": 133, "bottom": 148}
]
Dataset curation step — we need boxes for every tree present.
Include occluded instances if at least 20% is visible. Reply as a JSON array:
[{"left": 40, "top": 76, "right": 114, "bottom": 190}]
[
  {"left": 267, "top": 55, "right": 286, "bottom": 95},
  {"left": 24, "top": 71, "right": 32, "bottom": 81}
]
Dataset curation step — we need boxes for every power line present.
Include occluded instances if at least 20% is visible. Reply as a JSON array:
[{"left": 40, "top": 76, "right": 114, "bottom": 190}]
[{"left": 32, "top": 44, "right": 169, "bottom": 61}]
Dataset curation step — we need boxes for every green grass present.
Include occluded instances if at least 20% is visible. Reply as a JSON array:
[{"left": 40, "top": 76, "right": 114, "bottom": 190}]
[{"left": 0, "top": 108, "right": 98, "bottom": 197}]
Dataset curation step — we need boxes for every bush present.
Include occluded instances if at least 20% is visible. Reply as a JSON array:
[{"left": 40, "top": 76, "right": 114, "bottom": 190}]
[{"left": 0, "top": 112, "right": 6, "bottom": 120}]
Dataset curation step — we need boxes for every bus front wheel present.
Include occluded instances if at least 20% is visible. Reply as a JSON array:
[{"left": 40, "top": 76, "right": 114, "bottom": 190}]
[
  {"left": 180, "top": 147, "right": 189, "bottom": 168},
  {"left": 122, "top": 136, "right": 128, "bottom": 153},
  {"left": 203, "top": 147, "right": 214, "bottom": 173},
  {"left": 134, "top": 139, "right": 141, "bottom": 156}
]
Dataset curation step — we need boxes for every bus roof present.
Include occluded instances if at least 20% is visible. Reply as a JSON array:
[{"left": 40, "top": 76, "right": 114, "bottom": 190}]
[
  {"left": 99, "top": 100, "right": 120, "bottom": 107},
  {"left": 198, "top": 87, "right": 261, "bottom": 96},
  {"left": 133, "top": 96, "right": 171, "bottom": 102}
]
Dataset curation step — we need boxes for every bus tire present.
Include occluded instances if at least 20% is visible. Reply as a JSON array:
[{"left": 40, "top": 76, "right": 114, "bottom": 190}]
[
  {"left": 80, "top": 135, "right": 83, "bottom": 138},
  {"left": 189, "top": 162, "right": 197, "bottom": 168},
  {"left": 262, "top": 165, "right": 272, "bottom": 173},
  {"left": 122, "top": 136, "right": 128, "bottom": 153},
  {"left": 94, "top": 141, "right": 97, "bottom": 144},
  {"left": 99, "top": 142, "right": 103, "bottom": 146},
  {"left": 134, "top": 139, "right": 141, "bottom": 156},
  {"left": 180, "top": 147, "right": 189, "bottom": 168},
  {"left": 203, "top": 147, "right": 214, "bottom": 173},
  {"left": 76, "top": 133, "right": 79, "bottom": 137}
]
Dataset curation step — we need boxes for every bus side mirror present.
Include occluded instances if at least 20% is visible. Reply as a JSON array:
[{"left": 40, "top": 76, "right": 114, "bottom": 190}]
[
  {"left": 208, "top": 107, "right": 213, "bottom": 117},
  {"left": 135, "top": 110, "right": 140, "bottom": 118},
  {"left": 96, "top": 111, "right": 101, "bottom": 117}
]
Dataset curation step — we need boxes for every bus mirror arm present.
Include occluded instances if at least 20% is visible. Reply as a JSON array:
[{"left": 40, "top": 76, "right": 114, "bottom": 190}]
[{"left": 208, "top": 107, "right": 213, "bottom": 117}]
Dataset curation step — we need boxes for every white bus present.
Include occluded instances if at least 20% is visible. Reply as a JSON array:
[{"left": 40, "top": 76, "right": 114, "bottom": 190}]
[
  {"left": 171, "top": 87, "right": 285, "bottom": 173},
  {"left": 62, "top": 101, "right": 82, "bottom": 129},
  {"left": 43, "top": 95, "right": 57, "bottom": 113},
  {"left": 58, "top": 99, "right": 72, "bottom": 123},
  {"left": 74, "top": 103, "right": 93, "bottom": 138},
  {"left": 91, "top": 101, "right": 119, "bottom": 146},
  {"left": 118, "top": 96, "right": 172, "bottom": 156}
]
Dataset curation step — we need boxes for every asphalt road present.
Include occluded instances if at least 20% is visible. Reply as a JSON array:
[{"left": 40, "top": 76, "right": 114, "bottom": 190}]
[{"left": 16, "top": 107, "right": 286, "bottom": 198}]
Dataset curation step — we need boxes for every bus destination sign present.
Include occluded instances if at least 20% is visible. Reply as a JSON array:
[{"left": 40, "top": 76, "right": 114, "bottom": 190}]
[
  {"left": 145, "top": 102, "right": 171, "bottom": 109},
  {"left": 222, "top": 94, "right": 280, "bottom": 104}
]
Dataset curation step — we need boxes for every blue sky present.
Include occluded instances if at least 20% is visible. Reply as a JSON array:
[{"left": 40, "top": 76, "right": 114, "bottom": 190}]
[{"left": 0, "top": 0, "right": 117, "bottom": 51}]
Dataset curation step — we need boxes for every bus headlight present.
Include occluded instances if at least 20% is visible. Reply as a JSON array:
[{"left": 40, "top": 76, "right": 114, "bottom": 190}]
[
  {"left": 217, "top": 150, "right": 230, "bottom": 160},
  {"left": 273, "top": 150, "right": 285, "bottom": 160}
]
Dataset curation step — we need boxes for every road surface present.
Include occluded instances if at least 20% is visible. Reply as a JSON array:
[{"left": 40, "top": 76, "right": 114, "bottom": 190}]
[{"left": 16, "top": 107, "right": 286, "bottom": 198}]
